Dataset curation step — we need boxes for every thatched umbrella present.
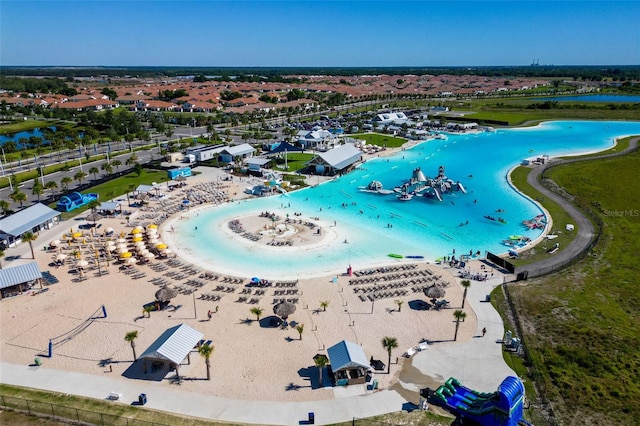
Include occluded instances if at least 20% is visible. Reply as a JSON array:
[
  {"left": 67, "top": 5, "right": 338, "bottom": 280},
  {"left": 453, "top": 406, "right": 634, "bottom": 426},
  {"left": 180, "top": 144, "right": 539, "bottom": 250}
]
[
  {"left": 155, "top": 286, "right": 178, "bottom": 303},
  {"left": 273, "top": 301, "right": 296, "bottom": 320},
  {"left": 86, "top": 213, "right": 103, "bottom": 226},
  {"left": 424, "top": 285, "right": 446, "bottom": 299}
]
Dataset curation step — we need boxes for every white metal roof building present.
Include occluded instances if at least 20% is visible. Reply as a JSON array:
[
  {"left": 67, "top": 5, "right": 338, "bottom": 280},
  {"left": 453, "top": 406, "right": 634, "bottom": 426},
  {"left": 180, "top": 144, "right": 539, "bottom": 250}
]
[
  {"left": 372, "top": 112, "right": 409, "bottom": 125},
  {"left": 139, "top": 323, "right": 203, "bottom": 366},
  {"left": 306, "top": 144, "right": 362, "bottom": 176},
  {"left": 185, "top": 144, "right": 226, "bottom": 162},
  {"left": 327, "top": 340, "right": 371, "bottom": 386},
  {"left": 0, "top": 262, "right": 42, "bottom": 299},
  {"left": 0, "top": 203, "right": 60, "bottom": 247},
  {"left": 219, "top": 143, "right": 256, "bottom": 163}
]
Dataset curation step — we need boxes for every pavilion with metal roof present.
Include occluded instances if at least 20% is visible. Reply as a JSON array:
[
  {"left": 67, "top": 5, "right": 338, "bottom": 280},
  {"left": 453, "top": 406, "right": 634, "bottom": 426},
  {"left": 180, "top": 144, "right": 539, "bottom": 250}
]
[
  {"left": 306, "top": 144, "right": 362, "bottom": 176},
  {"left": 0, "top": 262, "right": 43, "bottom": 299},
  {"left": 138, "top": 323, "right": 203, "bottom": 376},
  {"left": 327, "top": 340, "right": 371, "bottom": 386},
  {"left": 0, "top": 203, "right": 61, "bottom": 247}
]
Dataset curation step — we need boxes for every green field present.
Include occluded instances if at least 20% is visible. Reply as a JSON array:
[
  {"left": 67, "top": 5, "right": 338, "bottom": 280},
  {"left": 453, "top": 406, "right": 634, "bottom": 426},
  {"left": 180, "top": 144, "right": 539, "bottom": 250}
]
[
  {"left": 271, "top": 152, "right": 314, "bottom": 172},
  {"left": 508, "top": 149, "right": 640, "bottom": 424},
  {"left": 348, "top": 133, "right": 407, "bottom": 147}
]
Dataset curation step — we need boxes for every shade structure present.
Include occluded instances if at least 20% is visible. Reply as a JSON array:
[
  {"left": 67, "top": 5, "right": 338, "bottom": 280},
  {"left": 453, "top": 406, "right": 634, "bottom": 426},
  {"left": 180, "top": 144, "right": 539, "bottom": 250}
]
[
  {"left": 138, "top": 249, "right": 150, "bottom": 256},
  {"left": 50, "top": 240, "right": 61, "bottom": 247},
  {"left": 131, "top": 228, "right": 142, "bottom": 235},
  {"left": 56, "top": 253, "right": 67, "bottom": 261},
  {"left": 143, "top": 252, "right": 156, "bottom": 260},
  {"left": 119, "top": 251, "right": 133, "bottom": 258},
  {"left": 106, "top": 245, "right": 117, "bottom": 252},
  {"left": 155, "top": 286, "right": 178, "bottom": 302},
  {"left": 138, "top": 193, "right": 151, "bottom": 202},
  {"left": 134, "top": 241, "right": 146, "bottom": 248},
  {"left": 147, "top": 224, "right": 158, "bottom": 229},
  {"left": 86, "top": 213, "right": 103, "bottom": 224},
  {"left": 273, "top": 301, "right": 296, "bottom": 320},
  {"left": 132, "top": 236, "right": 143, "bottom": 242},
  {"left": 124, "top": 257, "right": 138, "bottom": 265},
  {"left": 160, "top": 248, "right": 172, "bottom": 256},
  {"left": 156, "top": 243, "right": 168, "bottom": 250},
  {"left": 424, "top": 285, "right": 446, "bottom": 299},
  {"left": 106, "top": 227, "right": 114, "bottom": 234},
  {"left": 148, "top": 238, "right": 159, "bottom": 245},
  {"left": 116, "top": 238, "right": 127, "bottom": 244},
  {"left": 72, "top": 232, "right": 83, "bottom": 239},
  {"left": 77, "top": 260, "right": 89, "bottom": 267}
]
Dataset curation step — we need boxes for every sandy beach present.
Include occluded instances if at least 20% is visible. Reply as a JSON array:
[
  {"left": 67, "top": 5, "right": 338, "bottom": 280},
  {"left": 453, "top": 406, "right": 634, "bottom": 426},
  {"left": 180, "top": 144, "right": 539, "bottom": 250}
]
[{"left": 0, "top": 163, "right": 489, "bottom": 404}]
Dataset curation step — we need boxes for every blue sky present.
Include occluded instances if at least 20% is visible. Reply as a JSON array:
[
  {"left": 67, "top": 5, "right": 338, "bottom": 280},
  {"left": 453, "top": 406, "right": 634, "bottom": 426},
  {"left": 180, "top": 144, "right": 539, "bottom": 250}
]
[{"left": 1, "top": 1, "right": 639, "bottom": 67}]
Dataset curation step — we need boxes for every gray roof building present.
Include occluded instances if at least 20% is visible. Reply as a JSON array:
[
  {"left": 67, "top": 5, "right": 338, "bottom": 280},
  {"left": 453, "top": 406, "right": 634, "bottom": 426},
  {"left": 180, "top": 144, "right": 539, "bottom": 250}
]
[
  {"left": 0, "top": 204, "right": 60, "bottom": 247},
  {"left": 0, "top": 262, "right": 42, "bottom": 298},
  {"left": 307, "top": 144, "right": 362, "bottom": 176},
  {"left": 139, "top": 323, "right": 203, "bottom": 365}
]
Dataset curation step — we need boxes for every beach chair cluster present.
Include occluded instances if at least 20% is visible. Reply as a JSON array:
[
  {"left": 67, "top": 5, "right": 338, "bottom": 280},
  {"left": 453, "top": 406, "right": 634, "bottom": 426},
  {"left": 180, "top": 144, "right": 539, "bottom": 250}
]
[
  {"left": 149, "top": 277, "right": 173, "bottom": 287},
  {"left": 199, "top": 293, "right": 222, "bottom": 301},
  {"left": 189, "top": 182, "right": 230, "bottom": 204},
  {"left": 219, "top": 276, "right": 244, "bottom": 285},
  {"left": 150, "top": 263, "right": 169, "bottom": 272},
  {"left": 199, "top": 272, "right": 219, "bottom": 281},
  {"left": 166, "top": 259, "right": 186, "bottom": 268},
  {"left": 357, "top": 288, "right": 409, "bottom": 302},
  {"left": 273, "top": 289, "right": 299, "bottom": 296},
  {"left": 236, "top": 296, "right": 261, "bottom": 304},
  {"left": 173, "top": 284, "right": 196, "bottom": 295},
  {"left": 229, "top": 219, "right": 262, "bottom": 242},
  {"left": 213, "top": 285, "right": 237, "bottom": 293},
  {"left": 273, "top": 280, "right": 298, "bottom": 287},
  {"left": 348, "top": 269, "right": 430, "bottom": 285},
  {"left": 352, "top": 264, "right": 418, "bottom": 278},
  {"left": 268, "top": 239, "right": 293, "bottom": 246},
  {"left": 165, "top": 270, "right": 190, "bottom": 281},
  {"left": 184, "top": 279, "right": 206, "bottom": 288},
  {"left": 272, "top": 297, "right": 299, "bottom": 305}
]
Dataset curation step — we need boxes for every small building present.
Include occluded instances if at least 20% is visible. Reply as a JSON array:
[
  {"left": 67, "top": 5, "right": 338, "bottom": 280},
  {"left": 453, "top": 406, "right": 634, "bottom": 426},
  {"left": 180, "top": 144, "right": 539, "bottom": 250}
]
[
  {"left": 245, "top": 157, "right": 271, "bottom": 174},
  {"left": 0, "top": 203, "right": 61, "bottom": 248},
  {"left": 372, "top": 112, "right": 408, "bottom": 126},
  {"left": 167, "top": 167, "right": 192, "bottom": 180},
  {"left": 306, "top": 144, "right": 362, "bottom": 176},
  {"left": 219, "top": 143, "right": 256, "bottom": 163},
  {"left": 165, "top": 152, "right": 184, "bottom": 163},
  {"left": 327, "top": 340, "right": 371, "bottom": 386},
  {"left": 138, "top": 323, "right": 204, "bottom": 377},
  {"left": 185, "top": 144, "right": 226, "bottom": 162},
  {"left": 97, "top": 201, "right": 123, "bottom": 216},
  {"left": 0, "top": 262, "right": 43, "bottom": 300}
]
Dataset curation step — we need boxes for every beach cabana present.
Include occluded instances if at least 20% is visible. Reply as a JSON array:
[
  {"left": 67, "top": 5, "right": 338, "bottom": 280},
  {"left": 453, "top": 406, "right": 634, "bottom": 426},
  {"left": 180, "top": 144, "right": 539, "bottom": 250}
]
[
  {"left": 0, "top": 262, "right": 43, "bottom": 300},
  {"left": 0, "top": 203, "right": 61, "bottom": 248},
  {"left": 138, "top": 323, "right": 203, "bottom": 376},
  {"left": 327, "top": 340, "right": 371, "bottom": 386}
]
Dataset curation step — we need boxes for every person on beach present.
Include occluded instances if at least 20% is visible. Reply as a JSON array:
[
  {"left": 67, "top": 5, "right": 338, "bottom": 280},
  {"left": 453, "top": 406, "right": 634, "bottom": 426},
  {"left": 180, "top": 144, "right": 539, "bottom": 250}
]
[
  {"left": 207, "top": 310, "right": 212, "bottom": 321},
  {"left": 482, "top": 327, "right": 486, "bottom": 337}
]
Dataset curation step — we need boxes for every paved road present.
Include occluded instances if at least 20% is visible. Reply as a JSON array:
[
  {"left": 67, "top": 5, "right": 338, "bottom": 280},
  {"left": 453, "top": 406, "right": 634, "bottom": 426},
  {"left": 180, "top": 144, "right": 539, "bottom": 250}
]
[{"left": 515, "top": 137, "right": 639, "bottom": 279}]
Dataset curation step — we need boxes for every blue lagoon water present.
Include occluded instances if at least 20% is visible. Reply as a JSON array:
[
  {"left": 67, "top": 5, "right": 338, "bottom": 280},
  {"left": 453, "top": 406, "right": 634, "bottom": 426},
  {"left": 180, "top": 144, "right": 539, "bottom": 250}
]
[{"left": 170, "top": 121, "right": 640, "bottom": 278}]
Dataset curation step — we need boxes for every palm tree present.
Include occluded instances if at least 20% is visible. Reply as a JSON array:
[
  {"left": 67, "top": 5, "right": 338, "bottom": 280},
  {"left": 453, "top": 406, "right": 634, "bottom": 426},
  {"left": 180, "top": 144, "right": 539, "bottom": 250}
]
[
  {"left": 111, "top": 159, "right": 122, "bottom": 173},
  {"left": 10, "top": 190, "right": 27, "bottom": 208},
  {"left": 143, "top": 305, "right": 153, "bottom": 318},
  {"left": 126, "top": 184, "right": 135, "bottom": 207},
  {"left": 314, "top": 355, "right": 328, "bottom": 387},
  {"left": 453, "top": 310, "right": 466, "bottom": 341},
  {"left": 460, "top": 280, "right": 471, "bottom": 309},
  {"left": 0, "top": 199, "right": 9, "bottom": 215},
  {"left": 89, "top": 166, "right": 100, "bottom": 181},
  {"left": 394, "top": 300, "right": 404, "bottom": 312},
  {"left": 319, "top": 301, "right": 329, "bottom": 312},
  {"left": 125, "top": 331, "right": 138, "bottom": 360},
  {"left": 126, "top": 154, "right": 138, "bottom": 167},
  {"left": 250, "top": 307, "right": 263, "bottom": 321},
  {"left": 382, "top": 336, "right": 398, "bottom": 374},
  {"left": 295, "top": 323, "right": 304, "bottom": 340},
  {"left": 61, "top": 176, "right": 72, "bottom": 192},
  {"left": 31, "top": 183, "right": 44, "bottom": 202},
  {"left": 21, "top": 231, "right": 38, "bottom": 259},
  {"left": 74, "top": 171, "right": 87, "bottom": 187},
  {"left": 198, "top": 343, "right": 214, "bottom": 381},
  {"left": 44, "top": 181, "right": 58, "bottom": 199},
  {"left": 101, "top": 162, "right": 113, "bottom": 176},
  {"left": 87, "top": 199, "right": 100, "bottom": 213}
]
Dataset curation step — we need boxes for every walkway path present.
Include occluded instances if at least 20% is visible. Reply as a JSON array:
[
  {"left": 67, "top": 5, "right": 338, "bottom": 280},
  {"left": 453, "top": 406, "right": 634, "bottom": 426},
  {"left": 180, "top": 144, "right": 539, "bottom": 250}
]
[{"left": 515, "top": 137, "right": 639, "bottom": 279}]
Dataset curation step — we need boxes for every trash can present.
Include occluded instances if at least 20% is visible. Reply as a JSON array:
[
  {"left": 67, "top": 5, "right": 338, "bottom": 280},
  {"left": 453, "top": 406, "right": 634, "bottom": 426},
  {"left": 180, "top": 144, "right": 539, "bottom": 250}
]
[
  {"left": 138, "top": 393, "right": 147, "bottom": 405},
  {"left": 34, "top": 358, "right": 42, "bottom": 366},
  {"left": 485, "top": 294, "right": 491, "bottom": 302},
  {"left": 308, "top": 412, "right": 315, "bottom": 424}
]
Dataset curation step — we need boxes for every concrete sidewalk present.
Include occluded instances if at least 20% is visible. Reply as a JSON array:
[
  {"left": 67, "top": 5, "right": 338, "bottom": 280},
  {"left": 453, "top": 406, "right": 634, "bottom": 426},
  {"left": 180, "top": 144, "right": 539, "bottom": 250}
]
[{"left": 0, "top": 361, "right": 407, "bottom": 425}]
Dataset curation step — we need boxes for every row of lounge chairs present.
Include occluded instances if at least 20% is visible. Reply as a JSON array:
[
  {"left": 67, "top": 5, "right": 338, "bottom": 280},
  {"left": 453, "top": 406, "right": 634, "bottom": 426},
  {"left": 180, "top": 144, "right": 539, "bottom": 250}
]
[
  {"left": 272, "top": 298, "right": 299, "bottom": 305},
  {"left": 199, "top": 272, "right": 220, "bottom": 281},
  {"left": 273, "top": 281, "right": 298, "bottom": 287},
  {"left": 149, "top": 277, "right": 173, "bottom": 287},
  {"left": 199, "top": 293, "right": 222, "bottom": 301},
  {"left": 173, "top": 285, "right": 196, "bottom": 295},
  {"left": 213, "top": 285, "right": 236, "bottom": 293},
  {"left": 268, "top": 239, "right": 292, "bottom": 246},
  {"left": 358, "top": 289, "right": 409, "bottom": 302},
  {"left": 348, "top": 270, "right": 432, "bottom": 285},
  {"left": 220, "top": 276, "right": 244, "bottom": 284},
  {"left": 352, "top": 264, "right": 418, "bottom": 277},
  {"left": 273, "top": 289, "right": 299, "bottom": 296},
  {"left": 236, "top": 296, "right": 261, "bottom": 304}
]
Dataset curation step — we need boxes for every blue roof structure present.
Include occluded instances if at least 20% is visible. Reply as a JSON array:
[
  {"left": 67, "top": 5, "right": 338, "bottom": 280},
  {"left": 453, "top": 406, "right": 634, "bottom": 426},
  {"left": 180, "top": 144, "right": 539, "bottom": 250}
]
[
  {"left": 0, "top": 262, "right": 42, "bottom": 289},
  {"left": 0, "top": 203, "right": 60, "bottom": 237},
  {"left": 327, "top": 340, "right": 370, "bottom": 372}
]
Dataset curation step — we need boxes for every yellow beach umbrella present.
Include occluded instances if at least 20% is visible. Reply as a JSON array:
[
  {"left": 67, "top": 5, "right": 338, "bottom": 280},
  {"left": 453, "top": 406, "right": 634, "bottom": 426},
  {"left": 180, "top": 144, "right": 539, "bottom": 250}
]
[
  {"left": 119, "top": 252, "right": 133, "bottom": 258},
  {"left": 132, "top": 236, "right": 143, "bottom": 242},
  {"left": 73, "top": 232, "right": 83, "bottom": 239},
  {"left": 147, "top": 224, "right": 158, "bottom": 229},
  {"left": 156, "top": 243, "right": 168, "bottom": 250},
  {"left": 131, "top": 228, "right": 142, "bottom": 235}
]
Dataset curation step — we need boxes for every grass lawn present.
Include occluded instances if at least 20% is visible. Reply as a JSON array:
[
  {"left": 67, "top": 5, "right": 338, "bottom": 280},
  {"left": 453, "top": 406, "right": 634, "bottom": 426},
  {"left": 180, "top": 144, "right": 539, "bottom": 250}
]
[
  {"left": 49, "top": 169, "right": 169, "bottom": 220},
  {"left": 506, "top": 149, "right": 640, "bottom": 425},
  {"left": 348, "top": 133, "right": 407, "bottom": 147},
  {"left": 507, "top": 166, "right": 579, "bottom": 266},
  {"left": 271, "top": 152, "right": 314, "bottom": 172},
  {"left": 0, "top": 119, "right": 52, "bottom": 135}
]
